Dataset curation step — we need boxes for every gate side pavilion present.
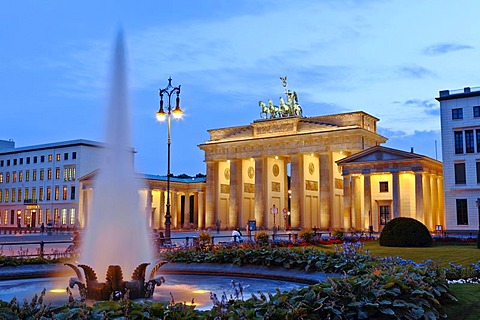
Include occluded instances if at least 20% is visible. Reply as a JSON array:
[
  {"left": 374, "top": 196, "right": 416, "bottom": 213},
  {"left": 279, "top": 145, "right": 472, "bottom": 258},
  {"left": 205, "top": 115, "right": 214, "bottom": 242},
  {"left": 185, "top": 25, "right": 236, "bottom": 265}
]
[{"left": 198, "top": 111, "right": 387, "bottom": 231}]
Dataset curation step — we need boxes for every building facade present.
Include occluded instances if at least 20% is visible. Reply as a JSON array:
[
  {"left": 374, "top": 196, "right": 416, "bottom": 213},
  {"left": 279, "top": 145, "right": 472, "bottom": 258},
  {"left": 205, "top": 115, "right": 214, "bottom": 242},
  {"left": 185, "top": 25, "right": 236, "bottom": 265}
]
[
  {"left": 437, "top": 87, "right": 480, "bottom": 233},
  {"left": 337, "top": 145, "right": 444, "bottom": 232},
  {"left": 78, "top": 173, "right": 206, "bottom": 230},
  {"left": 198, "top": 112, "right": 388, "bottom": 231},
  {"left": 0, "top": 139, "right": 103, "bottom": 229}
]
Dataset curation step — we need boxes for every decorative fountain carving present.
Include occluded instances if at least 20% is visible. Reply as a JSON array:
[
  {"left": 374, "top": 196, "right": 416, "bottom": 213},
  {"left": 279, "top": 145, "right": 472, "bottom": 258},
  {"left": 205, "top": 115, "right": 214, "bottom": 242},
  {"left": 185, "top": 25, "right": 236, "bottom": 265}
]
[
  {"left": 65, "top": 261, "right": 167, "bottom": 300},
  {"left": 259, "top": 76, "right": 303, "bottom": 119}
]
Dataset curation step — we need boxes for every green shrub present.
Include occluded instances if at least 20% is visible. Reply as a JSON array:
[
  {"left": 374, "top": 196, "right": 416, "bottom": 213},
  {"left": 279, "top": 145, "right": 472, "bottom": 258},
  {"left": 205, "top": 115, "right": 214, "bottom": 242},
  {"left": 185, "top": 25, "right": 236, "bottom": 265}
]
[
  {"left": 298, "top": 229, "right": 315, "bottom": 243},
  {"left": 379, "top": 217, "right": 432, "bottom": 247},
  {"left": 254, "top": 231, "right": 269, "bottom": 245},
  {"left": 331, "top": 228, "right": 344, "bottom": 240}
]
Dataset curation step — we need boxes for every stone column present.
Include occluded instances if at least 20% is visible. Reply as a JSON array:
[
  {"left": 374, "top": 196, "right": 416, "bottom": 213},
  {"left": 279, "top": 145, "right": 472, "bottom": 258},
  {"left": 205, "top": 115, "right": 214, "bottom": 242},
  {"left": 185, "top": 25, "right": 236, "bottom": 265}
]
[
  {"left": 205, "top": 161, "right": 217, "bottom": 228},
  {"left": 392, "top": 170, "right": 400, "bottom": 218},
  {"left": 290, "top": 154, "right": 303, "bottom": 228},
  {"left": 424, "top": 173, "right": 432, "bottom": 230},
  {"left": 414, "top": 170, "right": 424, "bottom": 223},
  {"left": 197, "top": 191, "right": 204, "bottom": 229},
  {"left": 319, "top": 153, "right": 331, "bottom": 229},
  {"left": 431, "top": 175, "right": 438, "bottom": 227},
  {"left": 229, "top": 159, "right": 240, "bottom": 228},
  {"left": 146, "top": 189, "right": 153, "bottom": 229},
  {"left": 352, "top": 175, "right": 361, "bottom": 230},
  {"left": 254, "top": 157, "right": 266, "bottom": 228},
  {"left": 363, "top": 170, "right": 372, "bottom": 230},
  {"left": 343, "top": 175, "right": 351, "bottom": 229},
  {"left": 159, "top": 190, "right": 166, "bottom": 229}
]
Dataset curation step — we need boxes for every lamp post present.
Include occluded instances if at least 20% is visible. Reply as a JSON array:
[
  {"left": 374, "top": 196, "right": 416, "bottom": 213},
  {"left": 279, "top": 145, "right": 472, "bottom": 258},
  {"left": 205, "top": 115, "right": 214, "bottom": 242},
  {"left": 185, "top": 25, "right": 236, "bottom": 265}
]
[{"left": 156, "top": 77, "right": 182, "bottom": 241}]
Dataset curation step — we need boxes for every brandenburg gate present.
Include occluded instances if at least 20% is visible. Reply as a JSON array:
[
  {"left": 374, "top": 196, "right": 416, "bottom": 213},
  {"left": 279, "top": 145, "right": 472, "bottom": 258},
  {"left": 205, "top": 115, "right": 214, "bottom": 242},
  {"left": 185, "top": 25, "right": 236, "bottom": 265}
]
[{"left": 198, "top": 81, "right": 387, "bottom": 230}]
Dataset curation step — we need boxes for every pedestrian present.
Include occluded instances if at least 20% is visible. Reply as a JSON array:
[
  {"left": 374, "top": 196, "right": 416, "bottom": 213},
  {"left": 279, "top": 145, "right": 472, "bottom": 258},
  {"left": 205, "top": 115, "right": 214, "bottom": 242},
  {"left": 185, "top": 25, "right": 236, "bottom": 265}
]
[
  {"left": 40, "top": 223, "right": 45, "bottom": 235},
  {"left": 215, "top": 219, "right": 221, "bottom": 234},
  {"left": 231, "top": 228, "right": 244, "bottom": 242}
]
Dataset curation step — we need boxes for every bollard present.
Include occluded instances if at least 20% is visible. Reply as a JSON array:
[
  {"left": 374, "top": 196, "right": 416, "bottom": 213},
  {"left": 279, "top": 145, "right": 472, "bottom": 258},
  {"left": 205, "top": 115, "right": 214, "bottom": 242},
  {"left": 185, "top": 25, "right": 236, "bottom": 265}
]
[
  {"left": 40, "top": 241, "right": 45, "bottom": 258},
  {"left": 288, "top": 233, "right": 292, "bottom": 242}
]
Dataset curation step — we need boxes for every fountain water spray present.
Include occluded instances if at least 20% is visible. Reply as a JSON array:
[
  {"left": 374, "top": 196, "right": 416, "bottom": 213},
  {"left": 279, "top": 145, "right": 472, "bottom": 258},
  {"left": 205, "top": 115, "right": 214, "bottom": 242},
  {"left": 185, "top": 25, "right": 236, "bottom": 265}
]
[{"left": 66, "top": 31, "right": 162, "bottom": 300}]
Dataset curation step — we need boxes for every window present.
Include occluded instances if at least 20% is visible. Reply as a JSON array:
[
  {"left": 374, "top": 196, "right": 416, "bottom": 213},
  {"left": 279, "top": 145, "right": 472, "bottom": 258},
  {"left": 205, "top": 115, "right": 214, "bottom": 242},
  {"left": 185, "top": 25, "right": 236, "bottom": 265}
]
[
  {"left": 18, "top": 171, "right": 22, "bottom": 182},
  {"left": 0, "top": 173, "right": 3, "bottom": 183},
  {"left": 72, "top": 152, "right": 77, "bottom": 160},
  {"left": 380, "top": 206, "right": 390, "bottom": 225},
  {"left": 55, "top": 168, "right": 60, "bottom": 179},
  {"left": 466, "top": 130, "right": 474, "bottom": 153},
  {"left": 6, "top": 160, "right": 10, "bottom": 166},
  {"left": 70, "top": 186, "right": 75, "bottom": 200},
  {"left": 452, "top": 108, "right": 463, "bottom": 119},
  {"left": 25, "top": 170, "right": 29, "bottom": 181},
  {"left": 477, "top": 162, "right": 480, "bottom": 184},
  {"left": 46, "top": 187, "right": 51, "bottom": 201},
  {"left": 0, "top": 190, "right": 2, "bottom": 203},
  {"left": 54, "top": 208, "right": 59, "bottom": 225},
  {"left": 12, "top": 172, "right": 16, "bottom": 182},
  {"left": 62, "top": 186, "right": 67, "bottom": 200},
  {"left": 40, "top": 155, "right": 45, "bottom": 163},
  {"left": 19, "top": 158, "right": 23, "bottom": 165},
  {"left": 454, "top": 131, "right": 464, "bottom": 154},
  {"left": 32, "top": 188, "right": 36, "bottom": 202},
  {"left": 39, "top": 187, "right": 43, "bottom": 201},
  {"left": 64, "top": 167, "right": 76, "bottom": 181},
  {"left": 54, "top": 186, "right": 59, "bottom": 200},
  {"left": 33, "top": 156, "right": 37, "bottom": 164},
  {"left": 379, "top": 181, "right": 389, "bottom": 192},
  {"left": 17, "top": 189, "right": 21, "bottom": 202},
  {"left": 0, "top": 160, "right": 3, "bottom": 167},
  {"left": 32, "top": 170, "right": 37, "bottom": 181},
  {"left": 456, "top": 199, "right": 468, "bottom": 225},
  {"left": 13, "top": 159, "right": 17, "bottom": 166},
  {"left": 70, "top": 208, "right": 76, "bottom": 225},
  {"left": 474, "top": 106, "right": 480, "bottom": 118},
  {"left": 61, "top": 209, "right": 67, "bottom": 225},
  {"left": 26, "top": 157, "right": 30, "bottom": 164},
  {"left": 4, "top": 189, "right": 8, "bottom": 203},
  {"left": 48, "top": 154, "right": 52, "bottom": 162},
  {"left": 56, "top": 154, "right": 60, "bottom": 161},
  {"left": 47, "top": 169, "right": 52, "bottom": 180},
  {"left": 24, "top": 188, "right": 29, "bottom": 201},
  {"left": 454, "top": 163, "right": 466, "bottom": 184},
  {"left": 64, "top": 153, "right": 68, "bottom": 160},
  {"left": 11, "top": 189, "right": 15, "bottom": 202},
  {"left": 40, "top": 169, "right": 44, "bottom": 180},
  {"left": 5, "top": 173, "right": 9, "bottom": 183}
]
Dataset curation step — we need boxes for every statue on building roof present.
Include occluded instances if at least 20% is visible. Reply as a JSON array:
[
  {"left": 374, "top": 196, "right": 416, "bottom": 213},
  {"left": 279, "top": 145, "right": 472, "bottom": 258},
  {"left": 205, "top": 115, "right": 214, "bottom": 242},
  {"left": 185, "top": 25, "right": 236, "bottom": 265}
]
[{"left": 259, "top": 76, "right": 302, "bottom": 119}]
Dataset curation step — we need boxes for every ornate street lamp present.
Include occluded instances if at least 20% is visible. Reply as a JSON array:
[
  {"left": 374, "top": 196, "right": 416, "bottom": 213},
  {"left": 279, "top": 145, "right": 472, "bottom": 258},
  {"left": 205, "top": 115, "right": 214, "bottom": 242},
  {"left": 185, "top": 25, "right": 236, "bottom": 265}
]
[{"left": 156, "top": 77, "right": 182, "bottom": 241}]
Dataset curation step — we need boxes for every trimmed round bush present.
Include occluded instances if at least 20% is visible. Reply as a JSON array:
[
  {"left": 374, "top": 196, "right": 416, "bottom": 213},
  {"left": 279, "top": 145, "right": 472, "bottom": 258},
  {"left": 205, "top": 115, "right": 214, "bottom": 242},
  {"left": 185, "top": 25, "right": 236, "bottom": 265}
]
[{"left": 379, "top": 217, "right": 432, "bottom": 247}]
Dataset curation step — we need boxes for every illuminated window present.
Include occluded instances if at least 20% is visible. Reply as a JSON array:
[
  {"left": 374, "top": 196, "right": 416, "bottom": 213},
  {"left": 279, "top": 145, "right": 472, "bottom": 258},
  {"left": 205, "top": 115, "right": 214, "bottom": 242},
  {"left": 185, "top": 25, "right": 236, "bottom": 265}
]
[
  {"left": 40, "top": 170, "right": 44, "bottom": 180},
  {"left": 39, "top": 187, "right": 43, "bottom": 201},
  {"left": 61, "top": 208, "right": 67, "bottom": 225},
  {"left": 46, "top": 187, "right": 51, "bottom": 201},
  {"left": 32, "top": 170, "right": 37, "bottom": 181},
  {"left": 32, "top": 188, "right": 37, "bottom": 202},
  {"left": 0, "top": 173, "right": 3, "bottom": 183},
  {"left": 5, "top": 173, "right": 9, "bottom": 183},
  {"left": 11, "top": 189, "right": 15, "bottom": 202},
  {"left": 48, "top": 154, "right": 52, "bottom": 162},
  {"left": 24, "top": 188, "right": 29, "bottom": 201},
  {"left": 38, "top": 209, "right": 43, "bottom": 224},
  {"left": 54, "top": 186, "right": 59, "bottom": 200},
  {"left": 55, "top": 168, "right": 60, "bottom": 179},
  {"left": 45, "top": 208, "right": 51, "bottom": 223},
  {"left": 4, "top": 189, "right": 8, "bottom": 203},
  {"left": 70, "top": 208, "right": 75, "bottom": 225},
  {"left": 12, "top": 172, "right": 16, "bottom": 182},
  {"left": 54, "top": 209, "right": 59, "bottom": 225},
  {"left": 0, "top": 190, "right": 2, "bottom": 203},
  {"left": 25, "top": 170, "right": 29, "bottom": 182},
  {"left": 380, "top": 205, "right": 390, "bottom": 225},
  {"left": 18, "top": 171, "right": 22, "bottom": 182},
  {"left": 17, "top": 189, "right": 22, "bottom": 202},
  {"left": 62, "top": 186, "right": 67, "bottom": 200},
  {"left": 3, "top": 210, "right": 6, "bottom": 225},
  {"left": 47, "top": 169, "right": 52, "bottom": 180},
  {"left": 56, "top": 154, "right": 60, "bottom": 161}
]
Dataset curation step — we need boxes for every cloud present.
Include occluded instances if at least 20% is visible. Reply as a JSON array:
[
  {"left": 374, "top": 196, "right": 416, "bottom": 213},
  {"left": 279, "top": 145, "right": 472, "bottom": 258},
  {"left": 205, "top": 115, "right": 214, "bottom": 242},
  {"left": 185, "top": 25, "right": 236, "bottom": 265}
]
[
  {"left": 393, "top": 98, "right": 439, "bottom": 116},
  {"left": 398, "top": 65, "right": 436, "bottom": 79},
  {"left": 423, "top": 43, "right": 474, "bottom": 56}
]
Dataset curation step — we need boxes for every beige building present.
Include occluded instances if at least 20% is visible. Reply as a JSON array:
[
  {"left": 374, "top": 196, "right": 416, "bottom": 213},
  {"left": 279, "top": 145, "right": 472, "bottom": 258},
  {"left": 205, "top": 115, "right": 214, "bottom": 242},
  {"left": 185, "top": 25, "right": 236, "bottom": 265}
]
[
  {"left": 198, "top": 112, "right": 388, "bottom": 231},
  {"left": 337, "top": 145, "right": 444, "bottom": 232}
]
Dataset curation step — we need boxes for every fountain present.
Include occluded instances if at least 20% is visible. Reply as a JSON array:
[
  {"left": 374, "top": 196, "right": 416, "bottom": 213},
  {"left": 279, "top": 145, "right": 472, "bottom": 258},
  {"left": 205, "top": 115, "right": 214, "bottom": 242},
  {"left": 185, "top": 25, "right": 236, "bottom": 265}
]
[{"left": 65, "top": 31, "right": 160, "bottom": 300}]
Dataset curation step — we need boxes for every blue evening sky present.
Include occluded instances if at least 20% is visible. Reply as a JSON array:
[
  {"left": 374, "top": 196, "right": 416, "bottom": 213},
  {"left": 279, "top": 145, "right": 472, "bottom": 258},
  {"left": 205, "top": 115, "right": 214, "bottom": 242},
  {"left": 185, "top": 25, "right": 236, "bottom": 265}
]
[{"left": 0, "top": 0, "right": 478, "bottom": 176}]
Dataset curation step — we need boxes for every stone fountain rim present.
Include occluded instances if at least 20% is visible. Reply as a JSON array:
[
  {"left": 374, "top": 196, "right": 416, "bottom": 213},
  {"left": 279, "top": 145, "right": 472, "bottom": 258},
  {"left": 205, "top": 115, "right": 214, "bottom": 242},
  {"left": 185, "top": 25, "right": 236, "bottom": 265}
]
[{"left": 0, "top": 262, "right": 337, "bottom": 285}]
